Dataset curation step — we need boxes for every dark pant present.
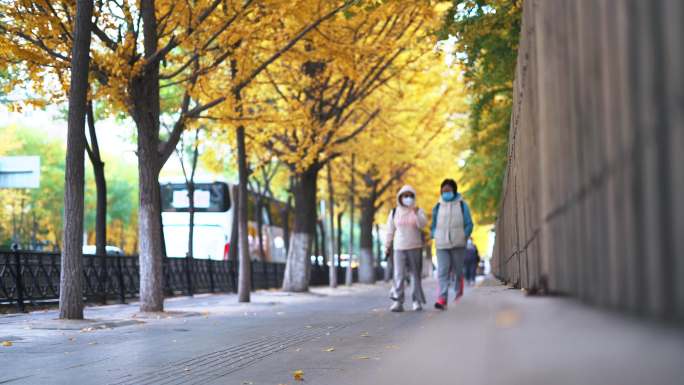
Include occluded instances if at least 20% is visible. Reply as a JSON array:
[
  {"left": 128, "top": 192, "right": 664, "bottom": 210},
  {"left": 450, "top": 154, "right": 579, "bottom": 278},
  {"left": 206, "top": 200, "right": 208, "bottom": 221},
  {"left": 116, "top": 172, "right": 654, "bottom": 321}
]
[{"left": 464, "top": 259, "right": 478, "bottom": 282}]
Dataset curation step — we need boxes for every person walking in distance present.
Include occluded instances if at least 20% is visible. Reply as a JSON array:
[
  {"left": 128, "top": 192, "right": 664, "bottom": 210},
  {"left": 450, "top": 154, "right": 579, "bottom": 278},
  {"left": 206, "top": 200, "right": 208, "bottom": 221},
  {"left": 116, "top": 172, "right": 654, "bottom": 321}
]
[
  {"left": 384, "top": 185, "right": 428, "bottom": 312},
  {"left": 431, "top": 179, "right": 474, "bottom": 310},
  {"left": 464, "top": 238, "right": 480, "bottom": 285}
]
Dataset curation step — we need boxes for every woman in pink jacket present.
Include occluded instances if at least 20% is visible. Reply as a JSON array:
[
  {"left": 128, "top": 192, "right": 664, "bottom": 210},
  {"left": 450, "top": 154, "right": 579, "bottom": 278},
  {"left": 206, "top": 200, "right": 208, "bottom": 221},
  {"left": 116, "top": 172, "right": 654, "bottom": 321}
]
[{"left": 384, "top": 185, "right": 428, "bottom": 312}]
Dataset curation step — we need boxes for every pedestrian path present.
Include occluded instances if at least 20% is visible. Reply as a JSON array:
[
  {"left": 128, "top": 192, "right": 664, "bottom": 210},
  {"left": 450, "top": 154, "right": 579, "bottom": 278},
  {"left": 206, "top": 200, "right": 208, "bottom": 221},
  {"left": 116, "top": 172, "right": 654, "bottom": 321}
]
[{"left": 1, "top": 277, "right": 682, "bottom": 385}]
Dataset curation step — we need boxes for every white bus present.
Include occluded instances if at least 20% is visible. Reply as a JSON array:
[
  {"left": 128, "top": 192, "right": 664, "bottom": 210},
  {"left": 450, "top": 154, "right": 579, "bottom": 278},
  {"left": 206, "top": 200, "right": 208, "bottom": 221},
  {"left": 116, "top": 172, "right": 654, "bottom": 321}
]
[{"left": 160, "top": 181, "right": 290, "bottom": 262}]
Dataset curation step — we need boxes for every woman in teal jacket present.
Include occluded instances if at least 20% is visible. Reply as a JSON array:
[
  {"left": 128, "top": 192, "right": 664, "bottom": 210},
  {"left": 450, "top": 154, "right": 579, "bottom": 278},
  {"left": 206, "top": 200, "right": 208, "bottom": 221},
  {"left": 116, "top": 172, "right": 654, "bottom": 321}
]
[{"left": 430, "top": 178, "right": 473, "bottom": 309}]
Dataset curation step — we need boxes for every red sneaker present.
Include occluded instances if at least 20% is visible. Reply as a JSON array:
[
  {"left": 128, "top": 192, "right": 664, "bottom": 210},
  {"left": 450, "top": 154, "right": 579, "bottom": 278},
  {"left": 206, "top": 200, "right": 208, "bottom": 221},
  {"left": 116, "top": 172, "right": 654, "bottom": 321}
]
[{"left": 434, "top": 297, "right": 447, "bottom": 310}]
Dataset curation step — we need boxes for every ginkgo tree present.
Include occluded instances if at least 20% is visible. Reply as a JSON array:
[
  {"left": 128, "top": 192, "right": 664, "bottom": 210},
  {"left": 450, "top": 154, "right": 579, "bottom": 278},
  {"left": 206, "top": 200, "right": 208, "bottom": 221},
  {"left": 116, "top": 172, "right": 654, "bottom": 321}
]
[
  {"left": 339, "top": 53, "right": 465, "bottom": 283},
  {"left": 240, "top": 1, "right": 447, "bottom": 292},
  {"left": 0, "top": 0, "right": 355, "bottom": 311}
]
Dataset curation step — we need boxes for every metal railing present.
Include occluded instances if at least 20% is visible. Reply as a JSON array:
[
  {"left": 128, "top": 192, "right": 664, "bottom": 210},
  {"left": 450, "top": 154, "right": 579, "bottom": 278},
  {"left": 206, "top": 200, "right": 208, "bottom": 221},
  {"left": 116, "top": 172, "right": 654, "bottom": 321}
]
[{"left": 0, "top": 249, "right": 360, "bottom": 311}]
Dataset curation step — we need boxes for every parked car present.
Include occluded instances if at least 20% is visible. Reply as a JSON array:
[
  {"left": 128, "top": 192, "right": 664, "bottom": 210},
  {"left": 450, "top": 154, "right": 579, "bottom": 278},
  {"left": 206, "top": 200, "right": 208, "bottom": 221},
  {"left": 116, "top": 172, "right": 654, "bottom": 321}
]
[{"left": 82, "top": 245, "right": 124, "bottom": 256}]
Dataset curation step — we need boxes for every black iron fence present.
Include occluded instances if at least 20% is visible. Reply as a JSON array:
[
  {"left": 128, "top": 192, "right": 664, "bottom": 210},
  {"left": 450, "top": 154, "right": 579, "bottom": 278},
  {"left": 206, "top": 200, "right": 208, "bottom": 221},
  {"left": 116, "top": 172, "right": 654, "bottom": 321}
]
[{"left": 0, "top": 249, "right": 367, "bottom": 311}]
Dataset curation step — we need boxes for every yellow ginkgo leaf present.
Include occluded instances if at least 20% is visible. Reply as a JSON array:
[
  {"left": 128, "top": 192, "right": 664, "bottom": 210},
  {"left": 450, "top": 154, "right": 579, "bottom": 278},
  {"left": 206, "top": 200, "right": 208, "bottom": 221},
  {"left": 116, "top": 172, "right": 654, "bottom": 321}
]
[
  {"left": 323, "top": 347, "right": 335, "bottom": 352},
  {"left": 354, "top": 355, "right": 370, "bottom": 360},
  {"left": 1, "top": 341, "right": 13, "bottom": 347},
  {"left": 293, "top": 369, "right": 304, "bottom": 381},
  {"left": 495, "top": 309, "right": 521, "bottom": 328}
]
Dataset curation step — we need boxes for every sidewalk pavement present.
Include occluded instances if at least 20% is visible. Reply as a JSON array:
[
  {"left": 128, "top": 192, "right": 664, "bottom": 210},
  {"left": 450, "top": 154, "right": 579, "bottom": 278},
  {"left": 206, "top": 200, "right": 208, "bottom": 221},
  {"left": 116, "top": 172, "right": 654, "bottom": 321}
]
[{"left": 1, "top": 277, "right": 683, "bottom": 385}]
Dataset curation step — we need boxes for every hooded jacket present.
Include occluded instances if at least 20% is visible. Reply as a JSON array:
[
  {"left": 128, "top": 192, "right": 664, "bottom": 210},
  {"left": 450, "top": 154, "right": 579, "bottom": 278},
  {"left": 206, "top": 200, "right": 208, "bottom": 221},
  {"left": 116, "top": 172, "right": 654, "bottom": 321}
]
[
  {"left": 430, "top": 193, "right": 473, "bottom": 249},
  {"left": 384, "top": 185, "right": 427, "bottom": 251}
]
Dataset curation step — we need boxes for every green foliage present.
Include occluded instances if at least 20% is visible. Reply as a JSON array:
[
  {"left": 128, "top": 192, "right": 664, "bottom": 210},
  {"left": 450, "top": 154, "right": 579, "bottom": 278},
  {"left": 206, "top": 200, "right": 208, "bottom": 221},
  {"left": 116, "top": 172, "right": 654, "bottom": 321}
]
[
  {"left": 0, "top": 68, "right": 10, "bottom": 103},
  {"left": 438, "top": 0, "right": 521, "bottom": 223},
  {"left": 0, "top": 125, "right": 138, "bottom": 251},
  {"left": 0, "top": 125, "right": 65, "bottom": 249}
]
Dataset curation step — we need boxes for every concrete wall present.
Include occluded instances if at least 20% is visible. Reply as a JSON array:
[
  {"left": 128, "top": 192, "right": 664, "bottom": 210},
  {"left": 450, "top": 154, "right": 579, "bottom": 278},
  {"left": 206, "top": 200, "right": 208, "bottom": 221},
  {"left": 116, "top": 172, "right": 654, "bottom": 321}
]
[{"left": 492, "top": 0, "right": 684, "bottom": 321}]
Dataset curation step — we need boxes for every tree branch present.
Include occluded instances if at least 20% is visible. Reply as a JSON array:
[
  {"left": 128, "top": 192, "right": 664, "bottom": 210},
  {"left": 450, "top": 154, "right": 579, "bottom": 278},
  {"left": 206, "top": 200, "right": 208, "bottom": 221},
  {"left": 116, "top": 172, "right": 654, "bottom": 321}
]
[
  {"left": 91, "top": 23, "right": 118, "bottom": 51},
  {"left": 331, "top": 108, "right": 380, "bottom": 147},
  {"left": 233, "top": 0, "right": 353, "bottom": 93},
  {"left": 144, "top": 0, "right": 224, "bottom": 71}
]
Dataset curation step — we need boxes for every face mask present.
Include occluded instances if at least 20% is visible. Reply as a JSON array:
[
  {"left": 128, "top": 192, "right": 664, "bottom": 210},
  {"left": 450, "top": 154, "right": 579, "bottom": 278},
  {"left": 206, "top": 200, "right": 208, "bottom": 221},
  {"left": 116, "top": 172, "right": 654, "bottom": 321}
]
[
  {"left": 441, "top": 191, "right": 455, "bottom": 201},
  {"left": 401, "top": 196, "right": 415, "bottom": 207}
]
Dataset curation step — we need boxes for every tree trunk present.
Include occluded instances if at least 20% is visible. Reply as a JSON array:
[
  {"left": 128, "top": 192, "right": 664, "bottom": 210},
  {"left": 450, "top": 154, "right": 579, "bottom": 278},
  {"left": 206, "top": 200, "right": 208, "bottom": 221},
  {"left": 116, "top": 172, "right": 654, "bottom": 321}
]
[
  {"left": 130, "top": 0, "right": 165, "bottom": 313},
  {"left": 313, "top": 223, "right": 320, "bottom": 264},
  {"left": 236, "top": 123, "right": 251, "bottom": 302},
  {"left": 284, "top": 195, "right": 292, "bottom": 255},
  {"left": 183, "top": 132, "right": 200, "bottom": 295},
  {"left": 186, "top": 180, "right": 195, "bottom": 295},
  {"left": 318, "top": 219, "right": 327, "bottom": 265},
  {"left": 346, "top": 156, "right": 355, "bottom": 286},
  {"left": 337, "top": 212, "right": 343, "bottom": 270},
  {"left": 59, "top": 0, "right": 93, "bottom": 320},
  {"left": 228, "top": 184, "right": 239, "bottom": 294},
  {"left": 119, "top": 221, "right": 125, "bottom": 251},
  {"left": 92, "top": 161, "right": 107, "bottom": 256},
  {"left": 326, "top": 164, "right": 337, "bottom": 288},
  {"left": 257, "top": 197, "right": 266, "bottom": 260},
  {"left": 359, "top": 195, "right": 376, "bottom": 284},
  {"left": 86, "top": 104, "right": 107, "bottom": 258},
  {"left": 187, "top": 182, "right": 195, "bottom": 259},
  {"left": 185, "top": 130, "right": 200, "bottom": 261},
  {"left": 282, "top": 166, "right": 318, "bottom": 292},
  {"left": 137, "top": 158, "right": 165, "bottom": 312},
  {"left": 375, "top": 223, "right": 382, "bottom": 275},
  {"left": 229, "top": 184, "right": 239, "bottom": 262}
]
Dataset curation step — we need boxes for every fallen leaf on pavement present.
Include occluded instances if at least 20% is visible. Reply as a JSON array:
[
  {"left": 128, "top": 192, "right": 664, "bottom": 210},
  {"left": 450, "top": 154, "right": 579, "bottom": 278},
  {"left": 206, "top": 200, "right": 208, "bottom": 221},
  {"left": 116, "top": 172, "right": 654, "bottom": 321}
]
[
  {"left": 495, "top": 309, "right": 521, "bottom": 328},
  {"left": 242, "top": 381, "right": 253, "bottom": 384},
  {"left": 354, "top": 355, "right": 370, "bottom": 360},
  {"left": 293, "top": 369, "right": 304, "bottom": 381},
  {"left": 323, "top": 347, "right": 335, "bottom": 352},
  {"left": 1, "top": 341, "right": 12, "bottom": 347},
  {"left": 360, "top": 332, "right": 370, "bottom": 337}
]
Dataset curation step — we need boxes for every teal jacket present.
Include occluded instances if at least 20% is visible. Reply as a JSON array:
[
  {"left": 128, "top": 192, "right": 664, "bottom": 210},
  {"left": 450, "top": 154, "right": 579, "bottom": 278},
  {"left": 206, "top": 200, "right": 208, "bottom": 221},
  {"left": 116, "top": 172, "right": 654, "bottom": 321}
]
[{"left": 430, "top": 193, "right": 474, "bottom": 239}]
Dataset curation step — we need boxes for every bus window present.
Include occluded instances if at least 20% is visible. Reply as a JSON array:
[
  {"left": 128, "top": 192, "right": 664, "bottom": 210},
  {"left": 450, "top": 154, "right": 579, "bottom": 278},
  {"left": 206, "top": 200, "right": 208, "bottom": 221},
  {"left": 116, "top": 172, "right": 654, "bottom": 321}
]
[{"left": 161, "top": 182, "right": 231, "bottom": 212}]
